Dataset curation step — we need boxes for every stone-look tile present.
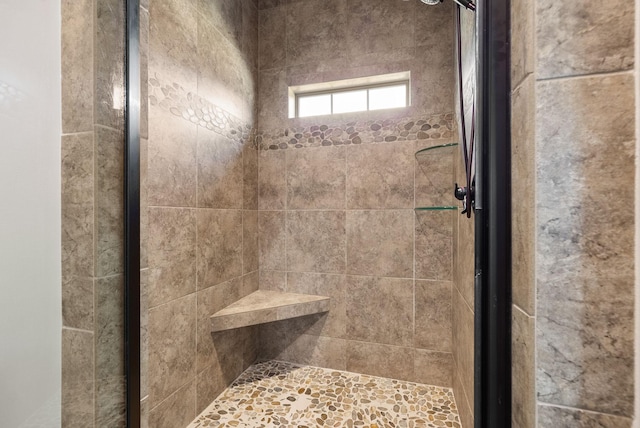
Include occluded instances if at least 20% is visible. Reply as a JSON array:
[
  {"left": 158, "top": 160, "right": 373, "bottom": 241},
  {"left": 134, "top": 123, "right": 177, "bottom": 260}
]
[
  {"left": 95, "top": 0, "right": 125, "bottom": 130},
  {"left": 415, "top": 0, "right": 454, "bottom": 50},
  {"left": 196, "top": 209, "right": 243, "bottom": 289},
  {"left": 510, "top": 0, "right": 534, "bottom": 87},
  {"left": 453, "top": 367, "right": 474, "bottom": 428},
  {"left": 456, "top": 214, "right": 474, "bottom": 308},
  {"left": 95, "top": 376, "right": 126, "bottom": 427},
  {"left": 149, "top": 380, "right": 196, "bottom": 428},
  {"left": 538, "top": 405, "right": 632, "bottom": 428},
  {"left": 141, "top": 396, "right": 148, "bottom": 428},
  {"left": 414, "top": 350, "right": 453, "bottom": 388},
  {"left": 347, "top": 341, "right": 414, "bottom": 382},
  {"left": 512, "top": 306, "right": 535, "bottom": 428},
  {"left": 243, "top": 210, "right": 259, "bottom": 274},
  {"left": 242, "top": 1, "right": 259, "bottom": 72},
  {"left": 62, "top": 328, "right": 94, "bottom": 428},
  {"left": 258, "top": 5, "right": 286, "bottom": 70},
  {"left": 148, "top": 207, "right": 196, "bottom": 307},
  {"left": 511, "top": 76, "right": 535, "bottom": 315},
  {"left": 62, "top": 277, "right": 94, "bottom": 331},
  {"left": 148, "top": 294, "right": 196, "bottom": 407},
  {"left": 242, "top": 271, "right": 260, "bottom": 297},
  {"left": 452, "top": 288, "right": 474, "bottom": 414},
  {"left": 259, "top": 269, "right": 286, "bottom": 292},
  {"left": 536, "top": 75, "right": 634, "bottom": 416},
  {"left": 415, "top": 210, "right": 453, "bottom": 281},
  {"left": 287, "top": 146, "right": 346, "bottom": 210},
  {"left": 95, "top": 276, "right": 124, "bottom": 380},
  {"left": 148, "top": 106, "right": 198, "bottom": 207},
  {"left": 411, "top": 42, "right": 455, "bottom": 116},
  {"left": 277, "top": 334, "right": 348, "bottom": 371},
  {"left": 197, "top": 0, "right": 242, "bottom": 48},
  {"left": 140, "top": 9, "right": 149, "bottom": 140},
  {"left": 258, "top": 211, "right": 286, "bottom": 270},
  {"left": 346, "top": 0, "right": 414, "bottom": 57},
  {"left": 140, "top": 138, "right": 149, "bottom": 269},
  {"left": 347, "top": 210, "right": 413, "bottom": 278},
  {"left": 95, "top": 126, "right": 124, "bottom": 277},
  {"left": 258, "top": 149, "right": 286, "bottom": 210},
  {"left": 196, "top": 277, "right": 244, "bottom": 370},
  {"left": 287, "top": 211, "right": 346, "bottom": 274},
  {"left": 287, "top": 272, "right": 346, "bottom": 338},
  {"left": 141, "top": 270, "right": 150, "bottom": 399},
  {"left": 415, "top": 141, "right": 456, "bottom": 208},
  {"left": 196, "top": 365, "right": 228, "bottom": 414},
  {"left": 536, "top": 1, "right": 634, "bottom": 79},
  {"left": 259, "top": 0, "right": 285, "bottom": 10},
  {"left": 243, "top": 143, "right": 258, "bottom": 210},
  {"left": 61, "top": 0, "right": 93, "bottom": 133},
  {"left": 415, "top": 280, "right": 452, "bottom": 352},
  {"left": 286, "top": 0, "right": 347, "bottom": 66},
  {"left": 197, "top": 131, "right": 243, "bottom": 209},
  {"left": 346, "top": 276, "right": 413, "bottom": 347},
  {"left": 257, "top": 67, "right": 287, "bottom": 131},
  {"left": 346, "top": 142, "right": 414, "bottom": 209},
  {"left": 149, "top": 0, "right": 198, "bottom": 91}
]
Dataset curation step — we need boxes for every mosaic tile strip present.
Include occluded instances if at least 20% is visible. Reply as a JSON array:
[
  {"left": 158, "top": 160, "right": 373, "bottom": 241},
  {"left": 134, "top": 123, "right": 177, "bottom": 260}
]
[
  {"left": 148, "top": 75, "right": 256, "bottom": 147},
  {"left": 189, "top": 360, "right": 462, "bottom": 428},
  {"left": 257, "top": 113, "right": 455, "bottom": 151}
]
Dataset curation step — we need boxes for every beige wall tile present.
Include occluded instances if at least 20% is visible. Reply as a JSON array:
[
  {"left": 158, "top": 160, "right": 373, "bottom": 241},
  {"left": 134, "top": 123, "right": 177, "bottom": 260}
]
[
  {"left": 346, "top": 142, "right": 414, "bottom": 209},
  {"left": 452, "top": 288, "right": 474, "bottom": 413},
  {"left": 346, "top": 341, "right": 414, "bottom": 382},
  {"left": 148, "top": 207, "right": 196, "bottom": 307},
  {"left": 414, "top": 349, "right": 453, "bottom": 388},
  {"left": 141, "top": 270, "right": 150, "bottom": 399},
  {"left": 286, "top": 210, "right": 346, "bottom": 273},
  {"left": 415, "top": 141, "right": 456, "bottom": 209},
  {"left": 415, "top": 280, "right": 452, "bottom": 352},
  {"left": 95, "top": 276, "right": 124, "bottom": 380},
  {"left": 148, "top": 380, "right": 196, "bottom": 428},
  {"left": 95, "top": 376, "right": 126, "bottom": 427},
  {"left": 510, "top": 0, "right": 534, "bottom": 87},
  {"left": 197, "top": 132, "right": 243, "bottom": 209},
  {"left": 62, "top": 328, "right": 94, "bottom": 428},
  {"left": 196, "top": 365, "right": 228, "bottom": 414},
  {"left": 411, "top": 46, "right": 455, "bottom": 116},
  {"left": 453, "top": 365, "right": 474, "bottom": 428},
  {"left": 415, "top": 0, "right": 454, "bottom": 50},
  {"left": 140, "top": 9, "right": 149, "bottom": 140},
  {"left": 538, "top": 404, "right": 632, "bottom": 428},
  {"left": 258, "top": 211, "right": 286, "bottom": 270},
  {"left": 258, "top": 149, "right": 286, "bottom": 210},
  {"left": 242, "top": 1, "right": 259, "bottom": 72},
  {"left": 243, "top": 143, "right": 258, "bottom": 210},
  {"left": 258, "top": 5, "right": 286, "bottom": 70},
  {"left": 347, "top": 210, "right": 413, "bottom": 278},
  {"left": 259, "top": 269, "right": 287, "bottom": 291},
  {"left": 415, "top": 211, "right": 453, "bottom": 281},
  {"left": 140, "top": 138, "right": 149, "bottom": 269},
  {"left": 243, "top": 210, "right": 259, "bottom": 274},
  {"left": 287, "top": 146, "right": 346, "bottom": 210},
  {"left": 197, "top": 0, "right": 242, "bottom": 47},
  {"left": 196, "top": 209, "right": 243, "bottom": 289},
  {"left": 455, "top": 214, "right": 474, "bottom": 308},
  {"left": 257, "top": 68, "right": 287, "bottom": 131},
  {"left": 278, "top": 334, "right": 348, "bottom": 371},
  {"left": 512, "top": 306, "right": 535, "bottom": 428},
  {"left": 62, "top": 277, "right": 94, "bottom": 331}
]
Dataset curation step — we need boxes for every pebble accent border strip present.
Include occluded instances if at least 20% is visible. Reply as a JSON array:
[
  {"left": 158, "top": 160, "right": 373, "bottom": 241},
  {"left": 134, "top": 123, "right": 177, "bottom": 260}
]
[{"left": 189, "top": 360, "right": 462, "bottom": 428}]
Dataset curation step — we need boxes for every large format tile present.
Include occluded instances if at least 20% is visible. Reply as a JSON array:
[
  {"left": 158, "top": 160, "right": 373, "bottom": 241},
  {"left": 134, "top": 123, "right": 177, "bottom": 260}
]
[
  {"left": 536, "top": 74, "right": 634, "bottom": 416},
  {"left": 95, "top": 376, "right": 126, "bottom": 427},
  {"left": 536, "top": 0, "right": 634, "bottom": 78},
  {"left": 415, "top": 280, "right": 452, "bottom": 352},
  {"left": 258, "top": 149, "right": 286, "bottom": 210},
  {"left": 257, "top": 67, "right": 287, "bottom": 131},
  {"left": 148, "top": 294, "right": 196, "bottom": 407},
  {"left": 148, "top": 207, "right": 196, "bottom": 307},
  {"left": 512, "top": 306, "right": 535, "bottom": 428},
  {"left": 95, "top": 275, "right": 124, "bottom": 380},
  {"left": 149, "top": 380, "right": 196, "bottom": 428},
  {"left": 415, "top": 210, "right": 453, "bottom": 281},
  {"left": 197, "top": 0, "right": 242, "bottom": 48},
  {"left": 287, "top": 146, "right": 346, "bottom": 210},
  {"left": 452, "top": 288, "right": 474, "bottom": 412},
  {"left": 197, "top": 131, "right": 243, "bottom": 209},
  {"left": 347, "top": 210, "right": 413, "bottom": 278},
  {"left": 346, "top": 276, "right": 413, "bottom": 347},
  {"left": 243, "top": 209, "right": 259, "bottom": 274},
  {"left": 258, "top": 5, "right": 286, "bottom": 70},
  {"left": 346, "top": 341, "right": 414, "bottom": 382},
  {"left": 241, "top": 1, "right": 258, "bottom": 72},
  {"left": 286, "top": 211, "right": 346, "bottom": 274},
  {"left": 411, "top": 41, "right": 455, "bottom": 116},
  {"left": 62, "top": 328, "right": 94, "bottom": 428},
  {"left": 258, "top": 211, "right": 286, "bottom": 271},
  {"left": 414, "top": 349, "right": 453, "bottom": 388},
  {"left": 538, "top": 404, "right": 632, "bottom": 428},
  {"left": 196, "top": 209, "right": 243, "bottom": 289},
  {"left": 346, "top": 142, "right": 414, "bottom": 209},
  {"left": 510, "top": 0, "right": 534, "bottom": 87},
  {"left": 243, "top": 143, "right": 258, "bottom": 210}
]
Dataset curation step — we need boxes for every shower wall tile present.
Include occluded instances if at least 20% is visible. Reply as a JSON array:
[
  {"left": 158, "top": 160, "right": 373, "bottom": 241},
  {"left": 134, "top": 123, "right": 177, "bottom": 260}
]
[
  {"left": 95, "top": 275, "right": 124, "bottom": 380},
  {"left": 141, "top": 269, "right": 150, "bottom": 398},
  {"left": 415, "top": 0, "right": 453, "bottom": 50},
  {"left": 346, "top": 210, "right": 413, "bottom": 278},
  {"left": 140, "top": 8, "right": 149, "bottom": 140},
  {"left": 140, "top": 138, "right": 149, "bottom": 269},
  {"left": 147, "top": 106, "right": 198, "bottom": 207},
  {"left": 259, "top": 269, "right": 286, "bottom": 291},
  {"left": 148, "top": 0, "right": 198, "bottom": 91},
  {"left": 197, "top": 0, "right": 242, "bottom": 47},
  {"left": 148, "top": 294, "right": 196, "bottom": 407},
  {"left": 346, "top": 142, "right": 414, "bottom": 209},
  {"left": 536, "top": 0, "right": 634, "bottom": 79},
  {"left": 258, "top": 211, "right": 286, "bottom": 271},
  {"left": 62, "top": 328, "right": 95, "bottom": 428},
  {"left": 196, "top": 364, "right": 228, "bottom": 414},
  {"left": 148, "top": 380, "right": 196, "bottom": 428},
  {"left": 512, "top": 305, "right": 535, "bottom": 428},
  {"left": 510, "top": 0, "right": 534, "bottom": 87},
  {"left": 61, "top": 0, "right": 93, "bottom": 133},
  {"left": 274, "top": 334, "right": 348, "bottom": 371},
  {"left": 62, "top": 277, "right": 94, "bottom": 331},
  {"left": 415, "top": 211, "right": 453, "bottom": 281},
  {"left": 196, "top": 131, "right": 243, "bottom": 209},
  {"left": 286, "top": 210, "right": 346, "bottom": 274},
  {"left": 537, "top": 404, "right": 632, "bottom": 428},
  {"left": 414, "top": 140, "right": 456, "bottom": 209},
  {"left": 346, "top": 341, "right": 414, "bottom": 382},
  {"left": 415, "top": 280, "right": 452, "bottom": 352},
  {"left": 410, "top": 45, "right": 455, "bottom": 116},
  {"left": 346, "top": 276, "right": 413, "bottom": 347},
  {"left": 94, "top": 376, "right": 126, "bottom": 427},
  {"left": 453, "top": 365, "right": 474, "bottom": 428},
  {"left": 452, "top": 287, "right": 474, "bottom": 414},
  {"left": 196, "top": 209, "right": 243, "bottom": 289},
  {"left": 455, "top": 214, "right": 474, "bottom": 308},
  {"left": 242, "top": 1, "right": 259, "bottom": 72},
  {"left": 536, "top": 74, "right": 634, "bottom": 416},
  {"left": 286, "top": 146, "right": 346, "bottom": 210},
  {"left": 94, "top": 126, "right": 124, "bottom": 277},
  {"left": 243, "top": 143, "right": 258, "bottom": 210},
  {"left": 511, "top": 75, "right": 536, "bottom": 315},
  {"left": 414, "top": 350, "right": 453, "bottom": 388},
  {"left": 243, "top": 209, "right": 259, "bottom": 274},
  {"left": 258, "top": 5, "right": 286, "bottom": 70},
  {"left": 257, "top": 67, "right": 287, "bottom": 131},
  {"left": 258, "top": 149, "right": 286, "bottom": 210},
  {"left": 148, "top": 207, "right": 196, "bottom": 307}
]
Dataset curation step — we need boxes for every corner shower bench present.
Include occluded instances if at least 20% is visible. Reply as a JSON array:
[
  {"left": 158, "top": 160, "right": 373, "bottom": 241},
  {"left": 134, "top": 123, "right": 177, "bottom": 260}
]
[{"left": 210, "top": 290, "right": 330, "bottom": 332}]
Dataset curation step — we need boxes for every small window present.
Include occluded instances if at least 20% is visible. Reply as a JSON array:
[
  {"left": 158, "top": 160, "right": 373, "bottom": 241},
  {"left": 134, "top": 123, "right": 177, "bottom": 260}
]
[{"left": 290, "top": 72, "right": 410, "bottom": 118}]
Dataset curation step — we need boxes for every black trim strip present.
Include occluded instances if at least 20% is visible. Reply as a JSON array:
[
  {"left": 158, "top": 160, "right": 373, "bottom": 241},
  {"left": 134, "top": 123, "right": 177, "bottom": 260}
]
[
  {"left": 125, "top": 0, "right": 141, "bottom": 426},
  {"left": 474, "top": 0, "right": 512, "bottom": 427}
]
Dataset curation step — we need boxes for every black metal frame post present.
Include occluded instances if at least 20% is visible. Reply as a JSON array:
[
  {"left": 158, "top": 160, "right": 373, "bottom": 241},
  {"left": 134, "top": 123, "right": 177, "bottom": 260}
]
[
  {"left": 125, "top": 0, "right": 141, "bottom": 426},
  {"left": 474, "top": 0, "right": 512, "bottom": 427}
]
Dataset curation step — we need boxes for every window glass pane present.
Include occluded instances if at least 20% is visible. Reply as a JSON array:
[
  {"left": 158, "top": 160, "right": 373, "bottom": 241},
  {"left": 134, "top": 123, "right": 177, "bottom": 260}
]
[
  {"left": 332, "top": 89, "right": 367, "bottom": 114},
  {"left": 298, "top": 94, "right": 331, "bottom": 117},
  {"left": 368, "top": 84, "right": 408, "bottom": 111}
]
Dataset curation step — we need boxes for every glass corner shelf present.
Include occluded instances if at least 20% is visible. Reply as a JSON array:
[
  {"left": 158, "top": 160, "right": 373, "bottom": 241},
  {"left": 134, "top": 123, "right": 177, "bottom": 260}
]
[
  {"left": 414, "top": 206, "right": 458, "bottom": 211},
  {"left": 415, "top": 142, "right": 459, "bottom": 158}
]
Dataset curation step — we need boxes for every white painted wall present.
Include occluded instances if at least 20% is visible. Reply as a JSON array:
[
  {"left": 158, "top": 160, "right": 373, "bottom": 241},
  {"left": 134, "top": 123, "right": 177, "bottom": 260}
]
[{"left": 0, "top": 1, "right": 61, "bottom": 427}]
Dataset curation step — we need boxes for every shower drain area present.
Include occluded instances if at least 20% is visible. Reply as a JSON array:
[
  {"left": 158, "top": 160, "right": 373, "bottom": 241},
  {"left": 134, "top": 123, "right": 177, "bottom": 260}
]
[{"left": 188, "top": 360, "right": 462, "bottom": 428}]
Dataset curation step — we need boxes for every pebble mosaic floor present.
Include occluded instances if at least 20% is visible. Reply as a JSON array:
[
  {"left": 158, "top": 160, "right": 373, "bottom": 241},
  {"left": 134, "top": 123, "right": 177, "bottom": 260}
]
[{"left": 188, "top": 360, "right": 462, "bottom": 428}]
